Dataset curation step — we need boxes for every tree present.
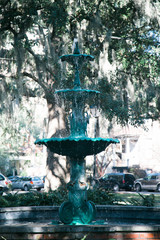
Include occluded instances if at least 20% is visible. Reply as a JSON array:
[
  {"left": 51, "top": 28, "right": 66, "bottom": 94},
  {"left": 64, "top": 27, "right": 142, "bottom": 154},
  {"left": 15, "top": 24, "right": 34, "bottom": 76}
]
[{"left": 0, "top": 0, "right": 159, "bottom": 189}]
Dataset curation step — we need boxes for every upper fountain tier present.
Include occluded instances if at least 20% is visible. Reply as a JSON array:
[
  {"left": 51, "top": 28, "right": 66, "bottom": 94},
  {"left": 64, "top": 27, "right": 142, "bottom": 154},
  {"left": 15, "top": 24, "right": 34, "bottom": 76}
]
[
  {"left": 56, "top": 41, "right": 101, "bottom": 137},
  {"left": 56, "top": 41, "right": 100, "bottom": 101},
  {"left": 59, "top": 40, "right": 94, "bottom": 90}
]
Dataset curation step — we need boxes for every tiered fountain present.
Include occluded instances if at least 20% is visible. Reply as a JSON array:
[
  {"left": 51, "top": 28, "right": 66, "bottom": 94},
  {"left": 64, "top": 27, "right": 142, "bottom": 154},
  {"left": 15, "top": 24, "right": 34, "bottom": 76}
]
[{"left": 35, "top": 41, "right": 119, "bottom": 225}]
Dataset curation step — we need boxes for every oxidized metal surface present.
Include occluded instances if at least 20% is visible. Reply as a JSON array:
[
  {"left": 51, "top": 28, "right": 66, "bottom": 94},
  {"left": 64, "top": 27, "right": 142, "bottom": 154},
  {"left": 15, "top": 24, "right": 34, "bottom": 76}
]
[
  {"left": 35, "top": 137, "right": 119, "bottom": 158},
  {"left": 59, "top": 158, "right": 95, "bottom": 224},
  {"left": 55, "top": 88, "right": 100, "bottom": 101},
  {"left": 35, "top": 41, "right": 119, "bottom": 224},
  {"left": 60, "top": 42, "right": 94, "bottom": 89}
]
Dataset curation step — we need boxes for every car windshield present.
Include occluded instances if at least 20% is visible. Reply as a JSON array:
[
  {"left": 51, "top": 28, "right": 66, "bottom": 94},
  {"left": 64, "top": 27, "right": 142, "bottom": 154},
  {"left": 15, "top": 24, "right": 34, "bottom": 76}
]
[
  {"left": 21, "top": 177, "right": 31, "bottom": 181},
  {"left": 32, "top": 177, "right": 41, "bottom": 181},
  {"left": 144, "top": 175, "right": 153, "bottom": 180},
  {"left": 0, "top": 175, "right": 5, "bottom": 181}
]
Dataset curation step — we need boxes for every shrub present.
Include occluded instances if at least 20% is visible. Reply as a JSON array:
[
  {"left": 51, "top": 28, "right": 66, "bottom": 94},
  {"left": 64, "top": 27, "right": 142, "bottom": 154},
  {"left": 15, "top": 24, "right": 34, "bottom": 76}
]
[{"left": 0, "top": 187, "right": 156, "bottom": 208}]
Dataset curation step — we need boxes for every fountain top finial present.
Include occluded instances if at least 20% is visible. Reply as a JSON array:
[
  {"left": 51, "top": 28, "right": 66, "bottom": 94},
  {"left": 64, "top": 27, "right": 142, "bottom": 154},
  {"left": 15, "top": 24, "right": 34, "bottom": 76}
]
[
  {"left": 59, "top": 40, "right": 94, "bottom": 89},
  {"left": 73, "top": 42, "right": 80, "bottom": 54},
  {"left": 72, "top": 38, "right": 80, "bottom": 54},
  {"left": 60, "top": 41, "right": 94, "bottom": 66}
]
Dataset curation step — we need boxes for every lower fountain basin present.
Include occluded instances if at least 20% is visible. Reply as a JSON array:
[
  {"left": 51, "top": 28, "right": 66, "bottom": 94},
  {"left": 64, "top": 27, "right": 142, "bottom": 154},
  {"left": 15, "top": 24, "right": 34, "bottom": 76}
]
[
  {"left": 35, "top": 137, "right": 119, "bottom": 158},
  {"left": 0, "top": 205, "right": 160, "bottom": 225}
]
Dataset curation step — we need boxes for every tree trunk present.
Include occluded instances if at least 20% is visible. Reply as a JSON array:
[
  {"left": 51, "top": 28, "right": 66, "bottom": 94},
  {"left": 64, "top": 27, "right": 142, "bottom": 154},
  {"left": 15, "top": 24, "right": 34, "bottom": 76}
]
[{"left": 45, "top": 99, "right": 70, "bottom": 191}]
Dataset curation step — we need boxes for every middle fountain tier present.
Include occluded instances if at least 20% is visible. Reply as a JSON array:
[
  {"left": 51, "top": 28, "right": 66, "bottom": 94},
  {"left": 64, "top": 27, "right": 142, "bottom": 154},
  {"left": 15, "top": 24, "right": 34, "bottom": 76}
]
[{"left": 35, "top": 40, "right": 119, "bottom": 225}]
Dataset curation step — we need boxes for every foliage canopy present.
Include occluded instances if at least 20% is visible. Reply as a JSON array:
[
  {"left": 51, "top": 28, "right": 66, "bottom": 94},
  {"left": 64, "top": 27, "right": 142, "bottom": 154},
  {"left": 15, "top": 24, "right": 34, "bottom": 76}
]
[
  {"left": 0, "top": 0, "right": 159, "bottom": 166},
  {"left": 0, "top": 0, "right": 159, "bottom": 127}
]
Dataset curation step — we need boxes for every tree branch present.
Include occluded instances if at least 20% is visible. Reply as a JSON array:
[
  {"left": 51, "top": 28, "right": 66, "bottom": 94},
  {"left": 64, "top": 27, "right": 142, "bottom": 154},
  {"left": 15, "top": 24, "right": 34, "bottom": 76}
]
[
  {"left": 22, "top": 71, "right": 39, "bottom": 83},
  {"left": 22, "top": 71, "right": 54, "bottom": 101}
]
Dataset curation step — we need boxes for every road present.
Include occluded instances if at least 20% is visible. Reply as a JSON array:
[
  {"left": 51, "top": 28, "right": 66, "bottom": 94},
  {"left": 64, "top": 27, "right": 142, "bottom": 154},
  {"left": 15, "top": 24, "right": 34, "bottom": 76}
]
[{"left": 119, "top": 190, "right": 160, "bottom": 195}]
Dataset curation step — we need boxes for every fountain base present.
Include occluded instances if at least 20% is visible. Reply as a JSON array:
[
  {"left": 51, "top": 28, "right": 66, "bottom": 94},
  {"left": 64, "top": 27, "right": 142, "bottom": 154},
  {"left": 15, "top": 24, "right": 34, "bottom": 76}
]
[
  {"left": 58, "top": 157, "right": 96, "bottom": 224},
  {"left": 0, "top": 205, "right": 160, "bottom": 239},
  {"left": 59, "top": 200, "right": 96, "bottom": 225},
  {"left": 0, "top": 222, "right": 159, "bottom": 240}
]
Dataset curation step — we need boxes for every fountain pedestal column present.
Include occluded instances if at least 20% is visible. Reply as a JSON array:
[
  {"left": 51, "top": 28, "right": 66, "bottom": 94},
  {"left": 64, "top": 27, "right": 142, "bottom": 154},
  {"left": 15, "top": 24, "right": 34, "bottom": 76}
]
[{"left": 59, "top": 157, "right": 96, "bottom": 224}]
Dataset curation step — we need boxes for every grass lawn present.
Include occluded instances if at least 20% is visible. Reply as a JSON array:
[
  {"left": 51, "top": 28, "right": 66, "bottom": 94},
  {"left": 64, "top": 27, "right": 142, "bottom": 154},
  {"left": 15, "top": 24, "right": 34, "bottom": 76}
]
[{"left": 115, "top": 191, "right": 160, "bottom": 207}]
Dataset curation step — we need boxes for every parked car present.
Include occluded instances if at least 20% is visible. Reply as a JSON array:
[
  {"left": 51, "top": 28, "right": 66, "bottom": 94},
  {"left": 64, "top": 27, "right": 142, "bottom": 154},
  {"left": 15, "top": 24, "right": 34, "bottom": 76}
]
[
  {"left": 0, "top": 173, "right": 12, "bottom": 195},
  {"left": 42, "top": 176, "right": 45, "bottom": 183},
  {"left": 39, "top": 176, "right": 45, "bottom": 184},
  {"left": 8, "top": 176, "right": 20, "bottom": 182},
  {"left": 134, "top": 173, "right": 160, "bottom": 192},
  {"left": 92, "top": 173, "right": 135, "bottom": 191},
  {"left": 10, "top": 177, "right": 33, "bottom": 191},
  {"left": 30, "top": 176, "right": 44, "bottom": 191}
]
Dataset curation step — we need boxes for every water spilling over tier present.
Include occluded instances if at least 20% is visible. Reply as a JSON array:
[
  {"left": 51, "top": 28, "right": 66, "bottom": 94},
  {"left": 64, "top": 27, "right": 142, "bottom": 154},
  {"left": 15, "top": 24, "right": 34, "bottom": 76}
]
[{"left": 35, "top": 40, "right": 119, "bottom": 224}]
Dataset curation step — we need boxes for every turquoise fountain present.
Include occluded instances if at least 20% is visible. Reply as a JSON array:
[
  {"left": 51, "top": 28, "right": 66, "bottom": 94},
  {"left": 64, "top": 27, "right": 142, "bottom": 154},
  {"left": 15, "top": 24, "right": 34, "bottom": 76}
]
[{"left": 35, "top": 41, "right": 119, "bottom": 225}]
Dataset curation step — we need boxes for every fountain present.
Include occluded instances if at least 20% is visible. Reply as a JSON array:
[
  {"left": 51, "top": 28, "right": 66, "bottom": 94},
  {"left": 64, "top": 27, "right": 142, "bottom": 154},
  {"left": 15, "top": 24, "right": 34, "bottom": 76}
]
[{"left": 35, "top": 40, "right": 119, "bottom": 225}]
